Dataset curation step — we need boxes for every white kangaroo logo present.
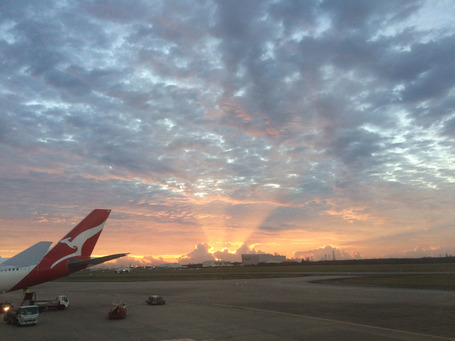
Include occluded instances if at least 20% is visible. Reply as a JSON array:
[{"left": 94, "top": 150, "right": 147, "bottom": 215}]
[{"left": 50, "top": 223, "right": 105, "bottom": 269}]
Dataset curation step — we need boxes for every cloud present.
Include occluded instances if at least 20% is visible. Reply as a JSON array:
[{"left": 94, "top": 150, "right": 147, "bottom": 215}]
[
  {"left": 178, "top": 242, "right": 268, "bottom": 264},
  {"left": 295, "top": 245, "right": 361, "bottom": 261},
  {"left": 1, "top": 0, "right": 454, "bottom": 260},
  {"left": 388, "top": 247, "right": 454, "bottom": 259},
  {"left": 178, "top": 243, "right": 215, "bottom": 264},
  {"left": 105, "top": 255, "right": 169, "bottom": 268}
]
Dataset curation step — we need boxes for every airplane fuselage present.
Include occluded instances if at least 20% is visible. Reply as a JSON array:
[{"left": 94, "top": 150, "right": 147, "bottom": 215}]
[{"left": 0, "top": 265, "right": 37, "bottom": 293}]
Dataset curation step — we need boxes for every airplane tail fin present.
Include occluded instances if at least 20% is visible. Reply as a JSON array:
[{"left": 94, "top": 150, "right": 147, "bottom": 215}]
[
  {"left": 40, "top": 209, "right": 111, "bottom": 270},
  {"left": 7, "top": 209, "right": 128, "bottom": 292}
]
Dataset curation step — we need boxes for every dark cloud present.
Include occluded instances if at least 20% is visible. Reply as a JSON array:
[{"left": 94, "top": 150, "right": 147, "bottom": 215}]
[{"left": 321, "top": 0, "right": 421, "bottom": 33}]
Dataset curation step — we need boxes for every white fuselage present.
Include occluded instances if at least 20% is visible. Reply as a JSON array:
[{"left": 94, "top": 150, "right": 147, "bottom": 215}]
[{"left": 0, "top": 265, "right": 36, "bottom": 293}]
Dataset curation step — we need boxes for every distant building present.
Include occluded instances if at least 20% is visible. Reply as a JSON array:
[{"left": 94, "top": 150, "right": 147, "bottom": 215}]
[
  {"left": 241, "top": 254, "right": 286, "bottom": 265},
  {"left": 158, "top": 263, "right": 183, "bottom": 268},
  {"left": 202, "top": 260, "right": 233, "bottom": 267}
]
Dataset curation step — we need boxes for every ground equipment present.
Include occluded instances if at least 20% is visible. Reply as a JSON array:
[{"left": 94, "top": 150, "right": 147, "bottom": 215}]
[
  {"left": 145, "top": 295, "right": 166, "bottom": 305},
  {"left": 30, "top": 295, "right": 69, "bottom": 312},
  {"left": 3, "top": 305, "right": 39, "bottom": 326},
  {"left": 108, "top": 301, "right": 127, "bottom": 319}
]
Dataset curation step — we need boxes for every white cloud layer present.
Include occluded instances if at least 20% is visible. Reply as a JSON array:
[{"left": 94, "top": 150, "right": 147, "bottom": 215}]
[{"left": 0, "top": 0, "right": 454, "bottom": 260}]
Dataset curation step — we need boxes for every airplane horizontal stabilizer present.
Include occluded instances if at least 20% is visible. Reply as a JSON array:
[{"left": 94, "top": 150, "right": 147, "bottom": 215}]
[
  {"left": 1, "top": 241, "right": 52, "bottom": 267},
  {"left": 66, "top": 253, "right": 129, "bottom": 270}
]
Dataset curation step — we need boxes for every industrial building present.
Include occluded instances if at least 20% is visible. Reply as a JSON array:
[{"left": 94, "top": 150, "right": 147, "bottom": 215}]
[
  {"left": 241, "top": 254, "right": 286, "bottom": 265},
  {"left": 202, "top": 260, "right": 233, "bottom": 267}
]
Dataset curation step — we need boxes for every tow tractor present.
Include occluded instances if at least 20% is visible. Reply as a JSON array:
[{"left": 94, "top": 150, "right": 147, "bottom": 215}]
[{"left": 3, "top": 305, "right": 39, "bottom": 326}]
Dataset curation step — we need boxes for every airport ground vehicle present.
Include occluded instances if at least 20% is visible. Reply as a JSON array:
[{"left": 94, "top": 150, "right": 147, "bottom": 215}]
[
  {"left": 30, "top": 295, "right": 69, "bottom": 312},
  {"left": 3, "top": 305, "right": 39, "bottom": 326},
  {"left": 108, "top": 301, "right": 127, "bottom": 319},
  {"left": 145, "top": 295, "right": 166, "bottom": 305}
]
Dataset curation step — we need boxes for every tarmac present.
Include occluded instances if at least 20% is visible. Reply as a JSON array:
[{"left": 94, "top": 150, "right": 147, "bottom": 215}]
[{"left": 1, "top": 275, "right": 455, "bottom": 341}]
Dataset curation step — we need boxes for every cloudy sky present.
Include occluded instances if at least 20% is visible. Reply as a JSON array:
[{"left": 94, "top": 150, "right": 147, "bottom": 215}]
[{"left": 1, "top": 0, "right": 454, "bottom": 265}]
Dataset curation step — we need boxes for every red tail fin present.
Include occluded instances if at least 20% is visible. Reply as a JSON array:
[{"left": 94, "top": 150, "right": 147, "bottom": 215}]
[
  {"left": 9, "top": 209, "right": 115, "bottom": 291},
  {"left": 40, "top": 209, "right": 111, "bottom": 270}
]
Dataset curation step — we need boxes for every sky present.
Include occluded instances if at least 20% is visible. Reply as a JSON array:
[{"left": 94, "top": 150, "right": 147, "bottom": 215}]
[{"left": 1, "top": 0, "right": 455, "bottom": 266}]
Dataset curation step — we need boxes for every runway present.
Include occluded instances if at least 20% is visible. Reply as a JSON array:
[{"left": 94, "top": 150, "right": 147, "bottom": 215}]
[{"left": 1, "top": 275, "right": 455, "bottom": 340}]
